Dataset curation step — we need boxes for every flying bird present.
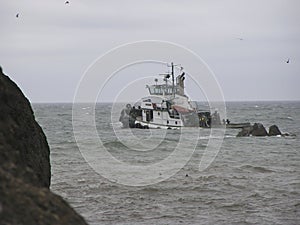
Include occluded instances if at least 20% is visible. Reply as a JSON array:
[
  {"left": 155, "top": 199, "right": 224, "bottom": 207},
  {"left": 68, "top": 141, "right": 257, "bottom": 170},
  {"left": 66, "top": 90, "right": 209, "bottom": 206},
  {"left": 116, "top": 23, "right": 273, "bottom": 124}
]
[
  {"left": 286, "top": 58, "right": 290, "bottom": 63},
  {"left": 65, "top": 1, "right": 69, "bottom": 4},
  {"left": 236, "top": 37, "right": 244, "bottom": 41},
  {"left": 16, "top": 13, "right": 19, "bottom": 18}
]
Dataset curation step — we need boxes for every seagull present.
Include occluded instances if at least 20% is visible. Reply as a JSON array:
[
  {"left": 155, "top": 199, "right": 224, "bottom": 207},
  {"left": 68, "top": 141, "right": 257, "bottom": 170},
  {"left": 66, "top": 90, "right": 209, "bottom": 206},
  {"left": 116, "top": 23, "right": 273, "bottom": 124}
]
[
  {"left": 16, "top": 13, "right": 19, "bottom": 18},
  {"left": 65, "top": 1, "right": 69, "bottom": 4},
  {"left": 286, "top": 58, "right": 290, "bottom": 63}
]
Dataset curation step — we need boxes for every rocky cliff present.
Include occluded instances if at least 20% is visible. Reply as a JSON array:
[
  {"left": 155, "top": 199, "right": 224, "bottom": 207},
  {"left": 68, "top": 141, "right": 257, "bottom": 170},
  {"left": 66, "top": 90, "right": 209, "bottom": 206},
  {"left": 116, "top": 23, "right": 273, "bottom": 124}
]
[{"left": 0, "top": 67, "right": 87, "bottom": 225}]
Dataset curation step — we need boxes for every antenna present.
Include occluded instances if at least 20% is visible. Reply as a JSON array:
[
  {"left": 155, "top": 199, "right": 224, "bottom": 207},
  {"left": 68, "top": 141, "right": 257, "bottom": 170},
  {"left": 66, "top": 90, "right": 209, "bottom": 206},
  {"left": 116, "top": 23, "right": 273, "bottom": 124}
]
[
  {"left": 167, "top": 62, "right": 178, "bottom": 98},
  {"left": 159, "top": 62, "right": 180, "bottom": 97}
]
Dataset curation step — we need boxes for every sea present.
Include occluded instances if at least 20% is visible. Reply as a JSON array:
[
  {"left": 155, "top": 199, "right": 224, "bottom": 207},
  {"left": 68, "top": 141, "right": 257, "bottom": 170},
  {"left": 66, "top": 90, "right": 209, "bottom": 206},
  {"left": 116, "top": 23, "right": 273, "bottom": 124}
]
[{"left": 32, "top": 101, "right": 300, "bottom": 225}]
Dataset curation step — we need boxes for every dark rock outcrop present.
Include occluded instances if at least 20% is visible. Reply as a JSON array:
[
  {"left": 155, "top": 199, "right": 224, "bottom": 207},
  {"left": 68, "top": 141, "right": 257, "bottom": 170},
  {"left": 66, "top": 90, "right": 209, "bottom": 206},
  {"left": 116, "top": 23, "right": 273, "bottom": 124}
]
[
  {"left": 236, "top": 126, "right": 253, "bottom": 137},
  {"left": 251, "top": 123, "right": 268, "bottom": 136},
  {"left": 237, "top": 123, "right": 268, "bottom": 137},
  {"left": 269, "top": 125, "right": 282, "bottom": 136},
  {"left": 0, "top": 68, "right": 50, "bottom": 188},
  {"left": 0, "top": 168, "right": 88, "bottom": 225},
  {"left": 0, "top": 67, "right": 87, "bottom": 225}
]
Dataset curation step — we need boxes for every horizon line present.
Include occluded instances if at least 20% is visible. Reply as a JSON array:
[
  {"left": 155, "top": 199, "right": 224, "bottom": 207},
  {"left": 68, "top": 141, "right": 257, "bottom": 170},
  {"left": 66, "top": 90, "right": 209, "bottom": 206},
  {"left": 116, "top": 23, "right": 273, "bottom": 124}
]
[{"left": 31, "top": 99, "right": 300, "bottom": 104}]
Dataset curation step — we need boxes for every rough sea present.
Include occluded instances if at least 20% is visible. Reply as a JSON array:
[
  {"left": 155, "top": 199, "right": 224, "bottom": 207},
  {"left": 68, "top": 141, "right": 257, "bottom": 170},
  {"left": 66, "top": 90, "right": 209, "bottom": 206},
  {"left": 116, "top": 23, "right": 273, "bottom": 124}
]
[{"left": 33, "top": 101, "right": 300, "bottom": 225}]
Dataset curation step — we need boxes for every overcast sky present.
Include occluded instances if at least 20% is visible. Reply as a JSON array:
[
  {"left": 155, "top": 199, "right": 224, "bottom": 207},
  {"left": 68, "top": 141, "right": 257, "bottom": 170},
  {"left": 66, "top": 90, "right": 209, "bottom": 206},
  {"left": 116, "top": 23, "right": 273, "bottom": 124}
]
[{"left": 1, "top": 0, "right": 299, "bottom": 102}]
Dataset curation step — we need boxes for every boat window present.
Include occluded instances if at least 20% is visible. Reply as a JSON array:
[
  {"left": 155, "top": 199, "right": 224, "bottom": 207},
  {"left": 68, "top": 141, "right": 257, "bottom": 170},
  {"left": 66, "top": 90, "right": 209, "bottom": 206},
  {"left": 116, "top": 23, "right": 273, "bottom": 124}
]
[
  {"left": 148, "top": 86, "right": 162, "bottom": 95},
  {"left": 148, "top": 85, "right": 176, "bottom": 95},
  {"left": 145, "top": 110, "right": 153, "bottom": 122},
  {"left": 154, "top": 87, "right": 162, "bottom": 95}
]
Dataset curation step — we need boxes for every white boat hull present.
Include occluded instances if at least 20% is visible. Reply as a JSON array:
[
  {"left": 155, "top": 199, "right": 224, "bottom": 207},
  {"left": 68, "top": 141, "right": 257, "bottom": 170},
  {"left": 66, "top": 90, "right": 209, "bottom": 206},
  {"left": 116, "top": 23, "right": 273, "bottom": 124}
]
[{"left": 135, "top": 120, "right": 181, "bottom": 129}]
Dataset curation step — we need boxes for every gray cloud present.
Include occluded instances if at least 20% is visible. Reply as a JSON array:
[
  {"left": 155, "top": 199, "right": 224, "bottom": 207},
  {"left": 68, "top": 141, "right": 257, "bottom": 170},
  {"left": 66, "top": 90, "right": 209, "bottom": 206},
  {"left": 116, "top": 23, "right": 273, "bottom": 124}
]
[{"left": 0, "top": 0, "right": 299, "bottom": 102}]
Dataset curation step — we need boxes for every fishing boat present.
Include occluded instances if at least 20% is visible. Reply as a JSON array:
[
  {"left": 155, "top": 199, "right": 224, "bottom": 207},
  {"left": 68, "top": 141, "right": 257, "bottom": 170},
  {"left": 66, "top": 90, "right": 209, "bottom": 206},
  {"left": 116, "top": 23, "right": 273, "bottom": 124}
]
[{"left": 119, "top": 63, "right": 219, "bottom": 129}]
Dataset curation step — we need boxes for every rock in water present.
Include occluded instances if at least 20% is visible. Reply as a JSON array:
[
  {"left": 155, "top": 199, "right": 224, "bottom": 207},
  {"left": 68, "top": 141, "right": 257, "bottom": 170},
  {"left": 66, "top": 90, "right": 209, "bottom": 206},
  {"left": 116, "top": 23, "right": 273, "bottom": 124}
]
[
  {"left": 269, "top": 125, "right": 282, "bottom": 136},
  {"left": 236, "top": 126, "right": 253, "bottom": 137},
  {"left": 0, "top": 67, "right": 88, "bottom": 225},
  {"left": 251, "top": 123, "right": 268, "bottom": 136},
  {"left": 236, "top": 123, "right": 268, "bottom": 137}
]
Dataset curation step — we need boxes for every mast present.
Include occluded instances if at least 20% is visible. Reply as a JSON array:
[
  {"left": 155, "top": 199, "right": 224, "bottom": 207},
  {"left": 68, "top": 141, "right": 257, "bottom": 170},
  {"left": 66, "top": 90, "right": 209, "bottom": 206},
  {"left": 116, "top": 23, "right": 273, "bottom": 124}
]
[{"left": 171, "top": 62, "right": 175, "bottom": 98}]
